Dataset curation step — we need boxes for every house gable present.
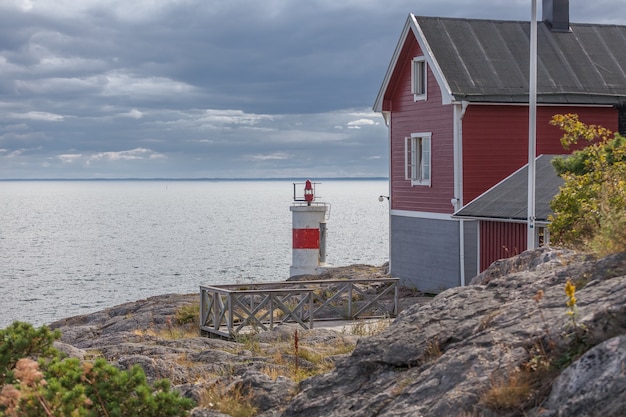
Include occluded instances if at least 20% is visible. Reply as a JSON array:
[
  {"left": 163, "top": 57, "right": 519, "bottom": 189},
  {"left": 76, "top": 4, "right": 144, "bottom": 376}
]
[
  {"left": 387, "top": 38, "right": 456, "bottom": 214},
  {"left": 373, "top": 14, "right": 454, "bottom": 118}
]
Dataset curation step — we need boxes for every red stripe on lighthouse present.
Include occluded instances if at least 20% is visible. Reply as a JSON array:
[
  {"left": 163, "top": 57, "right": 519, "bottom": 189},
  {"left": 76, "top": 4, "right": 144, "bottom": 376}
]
[{"left": 292, "top": 229, "right": 320, "bottom": 249}]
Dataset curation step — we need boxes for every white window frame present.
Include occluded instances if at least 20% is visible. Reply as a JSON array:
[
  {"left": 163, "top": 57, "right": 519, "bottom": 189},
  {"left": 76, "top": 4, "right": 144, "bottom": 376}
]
[
  {"left": 405, "top": 133, "right": 431, "bottom": 186},
  {"left": 411, "top": 57, "right": 427, "bottom": 101}
]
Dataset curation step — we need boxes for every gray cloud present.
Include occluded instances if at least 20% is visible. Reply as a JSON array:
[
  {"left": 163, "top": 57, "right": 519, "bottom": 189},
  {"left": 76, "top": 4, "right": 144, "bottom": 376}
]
[{"left": 1, "top": 0, "right": 625, "bottom": 178}]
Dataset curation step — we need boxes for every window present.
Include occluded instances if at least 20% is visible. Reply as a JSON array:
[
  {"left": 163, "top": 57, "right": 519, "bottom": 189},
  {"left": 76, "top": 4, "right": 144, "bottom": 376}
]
[
  {"left": 411, "top": 57, "right": 427, "bottom": 100},
  {"left": 405, "top": 133, "right": 431, "bottom": 186}
]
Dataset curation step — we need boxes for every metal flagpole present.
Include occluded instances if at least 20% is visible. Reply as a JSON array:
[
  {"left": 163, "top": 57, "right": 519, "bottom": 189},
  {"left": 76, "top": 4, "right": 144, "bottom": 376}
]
[{"left": 527, "top": 0, "right": 538, "bottom": 250}]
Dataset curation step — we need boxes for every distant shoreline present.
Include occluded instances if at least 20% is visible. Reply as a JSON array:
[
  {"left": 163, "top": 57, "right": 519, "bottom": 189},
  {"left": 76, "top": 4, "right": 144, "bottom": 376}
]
[{"left": 0, "top": 177, "right": 388, "bottom": 182}]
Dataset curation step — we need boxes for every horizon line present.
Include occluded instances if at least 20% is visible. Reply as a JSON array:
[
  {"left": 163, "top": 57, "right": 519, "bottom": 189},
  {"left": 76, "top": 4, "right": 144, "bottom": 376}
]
[{"left": 0, "top": 176, "right": 389, "bottom": 182}]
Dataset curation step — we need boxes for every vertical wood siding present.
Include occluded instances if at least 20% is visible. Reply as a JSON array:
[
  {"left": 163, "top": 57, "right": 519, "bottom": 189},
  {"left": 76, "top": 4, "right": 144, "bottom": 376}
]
[
  {"left": 463, "top": 105, "right": 618, "bottom": 204},
  {"left": 389, "top": 36, "right": 455, "bottom": 214},
  {"left": 480, "top": 221, "right": 527, "bottom": 271}
]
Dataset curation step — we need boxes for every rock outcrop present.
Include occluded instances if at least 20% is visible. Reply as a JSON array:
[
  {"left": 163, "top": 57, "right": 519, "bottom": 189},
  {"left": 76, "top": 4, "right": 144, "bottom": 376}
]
[
  {"left": 541, "top": 335, "right": 626, "bottom": 416},
  {"left": 282, "top": 248, "right": 626, "bottom": 417},
  {"left": 48, "top": 249, "right": 626, "bottom": 416},
  {"left": 49, "top": 276, "right": 370, "bottom": 416}
]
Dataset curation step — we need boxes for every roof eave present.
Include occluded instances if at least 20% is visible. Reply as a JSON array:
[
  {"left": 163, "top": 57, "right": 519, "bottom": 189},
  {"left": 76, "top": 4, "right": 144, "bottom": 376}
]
[
  {"left": 451, "top": 214, "right": 551, "bottom": 224},
  {"left": 454, "top": 94, "right": 626, "bottom": 106}
]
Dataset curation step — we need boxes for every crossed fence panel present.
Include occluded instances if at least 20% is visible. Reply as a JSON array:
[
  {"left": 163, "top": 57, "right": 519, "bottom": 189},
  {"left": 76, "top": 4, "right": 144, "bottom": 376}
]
[{"left": 200, "top": 278, "right": 399, "bottom": 339}]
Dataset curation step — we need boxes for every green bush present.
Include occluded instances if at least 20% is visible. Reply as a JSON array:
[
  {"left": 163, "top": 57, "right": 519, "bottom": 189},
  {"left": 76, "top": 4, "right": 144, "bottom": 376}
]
[
  {"left": 0, "top": 322, "right": 61, "bottom": 387},
  {"left": 0, "top": 322, "right": 194, "bottom": 417},
  {"left": 549, "top": 114, "right": 626, "bottom": 255},
  {"left": 174, "top": 303, "right": 200, "bottom": 327}
]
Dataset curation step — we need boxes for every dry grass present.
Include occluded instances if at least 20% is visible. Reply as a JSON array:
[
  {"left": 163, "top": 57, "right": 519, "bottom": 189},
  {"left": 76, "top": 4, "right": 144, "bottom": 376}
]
[
  {"left": 134, "top": 305, "right": 360, "bottom": 389},
  {"left": 161, "top": 325, "right": 199, "bottom": 340},
  {"left": 347, "top": 318, "right": 390, "bottom": 336},
  {"left": 83, "top": 349, "right": 104, "bottom": 360},
  {"left": 475, "top": 309, "right": 500, "bottom": 333},
  {"left": 131, "top": 314, "right": 199, "bottom": 340},
  {"left": 175, "top": 303, "right": 200, "bottom": 326},
  {"left": 132, "top": 328, "right": 157, "bottom": 337},
  {"left": 420, "top": 337, "right": 443, "bottom": 364},
  {"left": 480, "top": 369, "right": 533, "bottom": 411},
  {"left": 259, "top": 365, "right": 285, "bottom": 381},
  {"left": 199, "top": 383, "right": 257, "bottom": 417},
  {"left": 253, "top": 336, "right": 356, "bottom": 383},
  {"left": 263, "top": 346, "right": 334, "bottom": 382},
  {"left": 390, "top": 377, "right": 414, "bottom": 397},
  {"left": 133, "top": 325, "right": 198, "bottom": 340},
  {"left": 233, "top": 334, "right": 263, "bottom": 354}
]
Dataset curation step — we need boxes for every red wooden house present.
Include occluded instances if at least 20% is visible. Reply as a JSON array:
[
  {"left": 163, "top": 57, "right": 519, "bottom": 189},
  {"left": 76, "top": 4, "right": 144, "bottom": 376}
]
[{"left": 373, "top": 0, "right": 626, "bottom": 292}]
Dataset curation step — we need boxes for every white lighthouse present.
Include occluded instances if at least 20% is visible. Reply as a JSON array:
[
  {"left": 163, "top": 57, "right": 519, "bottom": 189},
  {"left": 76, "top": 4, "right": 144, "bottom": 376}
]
[{"left": 289, "top": 180, "right": 328, "bottom": 277}]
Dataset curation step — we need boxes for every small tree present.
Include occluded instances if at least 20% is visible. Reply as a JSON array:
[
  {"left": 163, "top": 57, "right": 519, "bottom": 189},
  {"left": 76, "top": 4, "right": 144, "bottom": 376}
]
[
  {"left": 549, "top": 114, "right": 626, "bottom": 255},
  {"left": 0, "top": 322, "right": 194, "bottom": 417},
  {"left": 0, "top": 322, "right": 61, "bottom": 387}
]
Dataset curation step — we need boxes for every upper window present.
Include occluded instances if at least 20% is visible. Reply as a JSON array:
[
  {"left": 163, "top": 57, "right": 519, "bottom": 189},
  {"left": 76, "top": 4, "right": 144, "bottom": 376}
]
[
  {"left": 405, "top": 133, "right": 431, "bottom": 186},
  {"left": 411, "top": 57, "right": 427, "bottom": 101}
]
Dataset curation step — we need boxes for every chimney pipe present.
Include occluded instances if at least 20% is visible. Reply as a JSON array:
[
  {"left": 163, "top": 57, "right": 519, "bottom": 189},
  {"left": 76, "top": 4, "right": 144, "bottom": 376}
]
[{"left": 542, "top": 0, "right": 570, "bottom": 32}]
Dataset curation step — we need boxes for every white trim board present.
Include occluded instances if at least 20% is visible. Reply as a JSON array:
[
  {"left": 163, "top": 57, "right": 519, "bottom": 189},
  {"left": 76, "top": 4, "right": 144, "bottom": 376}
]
[{"left": 391, "top": 209, "right": 456, "bottom": 221}]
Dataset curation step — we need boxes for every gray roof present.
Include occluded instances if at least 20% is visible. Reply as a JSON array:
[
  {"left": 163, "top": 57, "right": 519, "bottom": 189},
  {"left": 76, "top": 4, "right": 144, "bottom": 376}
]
[
  {"left": 453, "top": 155, "right": 564, "bottom": 222},
  {"left": 416, "top": 16, "right": 626, "bottom": 105}
]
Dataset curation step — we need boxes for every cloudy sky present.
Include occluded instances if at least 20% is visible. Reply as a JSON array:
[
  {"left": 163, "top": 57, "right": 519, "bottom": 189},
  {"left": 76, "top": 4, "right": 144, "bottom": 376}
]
[{"left": 1, "top": 0, "right": 625, "bottom": 179}]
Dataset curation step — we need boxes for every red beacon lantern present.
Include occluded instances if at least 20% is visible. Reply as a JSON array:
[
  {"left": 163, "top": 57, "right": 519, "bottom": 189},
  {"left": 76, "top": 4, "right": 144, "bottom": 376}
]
[{"left": 304, "top": 180, "right": 314, "bottom": 205}]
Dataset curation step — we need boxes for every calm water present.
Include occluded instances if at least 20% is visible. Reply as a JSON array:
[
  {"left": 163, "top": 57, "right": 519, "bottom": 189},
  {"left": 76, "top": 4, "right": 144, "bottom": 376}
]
[{"left": 0, "top": 179, "right": 389, "bottom": 328}]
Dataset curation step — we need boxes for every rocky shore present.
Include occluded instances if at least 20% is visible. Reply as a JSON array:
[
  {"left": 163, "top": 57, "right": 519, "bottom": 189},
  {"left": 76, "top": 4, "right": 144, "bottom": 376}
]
[{"left": 49, "top": 249, "right": 626, "bottom": 416}]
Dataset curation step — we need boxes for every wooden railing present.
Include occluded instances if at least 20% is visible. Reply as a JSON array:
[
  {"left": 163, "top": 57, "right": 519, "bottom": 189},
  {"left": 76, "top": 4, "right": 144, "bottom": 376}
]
[{"left": 200, "top": 278, "right": 399, "bottom": 339}]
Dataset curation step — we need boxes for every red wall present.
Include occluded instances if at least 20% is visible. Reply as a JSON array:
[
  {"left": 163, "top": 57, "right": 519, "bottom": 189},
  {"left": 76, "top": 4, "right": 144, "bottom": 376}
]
[
  {"left": 386, "top": 35, "right": 619, "bottom": 214},
  {"left": 469, "top": 106, "right": 618, "bottom": 271},
  {"left": 480, "top": 221, "right": 527, "bottom": 270},
  {"left": 463, "top": 105, "right": 618, "bottom": 204},
  {"left": 389, "top": 37, "right": 455, "bottom": 214}
]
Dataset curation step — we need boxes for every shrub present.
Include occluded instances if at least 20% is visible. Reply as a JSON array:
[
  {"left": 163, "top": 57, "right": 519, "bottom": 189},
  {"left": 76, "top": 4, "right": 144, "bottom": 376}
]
[
  {"left": 0, "top": 322, "right": 194, "bottom": 417},
  {"left": 0, "top": 322, "right": 61, "bottom": 387},
  {"left": 175, "top": 303, "right": 200, "bottom": 327},
  {"left": 549, "top": 114, "right": 626, "bottom": 255}
]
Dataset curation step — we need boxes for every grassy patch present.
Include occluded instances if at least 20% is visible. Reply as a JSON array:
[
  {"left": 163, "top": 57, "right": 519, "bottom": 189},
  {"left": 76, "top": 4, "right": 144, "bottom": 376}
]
[
  {"left": 233, "top": 333, "right": 263, "bottom": 354},
  {"left": 480, "top": 369, "right": 533, "bottom": 411},
  {"left": 199, "top": 383, "right": 257, "bottom": 417},
  {"left": 420, "top": 337, "right": 443, "bottom": 364},
  {"left": 347, "top": 318, "right": 390, "bottom": 336},
  {"left": 175, "top": 302, "right": 200, "bottom": 326}
]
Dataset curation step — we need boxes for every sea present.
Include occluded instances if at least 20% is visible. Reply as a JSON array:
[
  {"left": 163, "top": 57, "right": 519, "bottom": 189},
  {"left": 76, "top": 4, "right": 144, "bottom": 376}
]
[{"left": 0, "top": 179, "right": 390, "bottom": 329}]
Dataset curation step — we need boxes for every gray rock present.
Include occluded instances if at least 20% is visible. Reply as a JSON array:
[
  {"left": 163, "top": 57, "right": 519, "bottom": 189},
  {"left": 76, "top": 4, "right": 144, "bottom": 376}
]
[
  {"left": 45, "top": 253, "right": 626, "bottom": 417},
  {"left": 53, "top": 341, "right": 86, "bottom": 360},
  {"left": 116, "top": 354, "right": 192, "bottom": 384},
  {"left": 49, "top": 293, "right": 198, "bottom": 347},
  {"left": 234, "top": 370, "right": 297, "bottom": 412},
  {"left": 538, "top": 335, "right": 626, "bottom": 417},
  {"left": 189, "top": 409, "right": 230, "bottom": 417},
  {"left": 281, "top": 249, "right": 626, "bottom": 417}
]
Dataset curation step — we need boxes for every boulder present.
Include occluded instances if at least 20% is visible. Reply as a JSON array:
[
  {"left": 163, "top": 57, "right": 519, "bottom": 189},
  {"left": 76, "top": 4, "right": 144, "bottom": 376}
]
[
  {"left": 539, "top": 335, "right": 626, "bottom": 416},
  {"left": 234, "top": 370, "right": 297, "bottom": 412}
]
